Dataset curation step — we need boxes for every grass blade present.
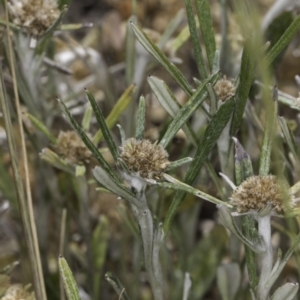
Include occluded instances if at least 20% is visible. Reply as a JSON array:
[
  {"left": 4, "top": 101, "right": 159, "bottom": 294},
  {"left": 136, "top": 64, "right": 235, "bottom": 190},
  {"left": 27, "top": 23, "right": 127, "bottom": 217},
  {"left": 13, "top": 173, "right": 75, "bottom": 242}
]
[
  {"left": 58, "top": 256, "right": 81, "bottom": 300},
  {"left": 135, "top": 96, "right": 146, "bottom": 140},
  {"left": 85, "top": 89, "right": 118, "bottom": 162},
  {"left": 230, "top": 37, "right": 256, "bottom": 137},
  {"left": 131, "top": 22, "right": 193, "bottom": 95},
  {"left": 163, "top": 97, "right": 235, "bottom": 233},
  {"left": 195, "top": 0, "right": 216, "bottom": 71},
  {"left": 184, "top": 0, "right": 207, "bottom": 78},
  {"left": 159, "top": 72, "right": 219, "bottom": 148}
]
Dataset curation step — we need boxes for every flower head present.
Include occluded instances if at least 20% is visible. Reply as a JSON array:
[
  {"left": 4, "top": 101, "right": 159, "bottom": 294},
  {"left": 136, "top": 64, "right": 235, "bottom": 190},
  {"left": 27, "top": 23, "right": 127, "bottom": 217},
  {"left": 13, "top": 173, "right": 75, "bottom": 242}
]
[
  {"left": 214, "top": 76, "right": 235, "bottom": 102},
  {"left": 119, "top": 138, "right": 170, "bottom": 181},
  {"left": 1, "top": 284, "right": 35, "bottom": 300},
  {"left": 55, "top": 130, "right": 92, "bottom": 165},
  {"left": 230, "top": 175, "right": 294, "bottom": 215},
  {"left": 8, "top": 0, "right": 60, "bottom": 36}
]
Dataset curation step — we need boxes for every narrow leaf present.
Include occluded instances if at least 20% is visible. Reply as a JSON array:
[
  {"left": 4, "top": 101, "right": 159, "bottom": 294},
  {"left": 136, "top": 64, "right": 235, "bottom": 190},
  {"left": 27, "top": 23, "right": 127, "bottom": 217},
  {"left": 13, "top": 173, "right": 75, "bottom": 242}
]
[
  {"left": 165, "top": 157, "right": 193, "bottom": 171},
  {"left": 40, "top": 148, "right": 76, "bottom": 175},
  {"left": 278, "top": 116, "right": 299, "bottom": 161},
  {"left": 159, "top": 72, "right": 219, "bottom": 148},
  {"left": 135, "top": 96, "right": 146, "bottom": 140},
  {"left": 92, "top": 166, "right": 142, "bottom": 209},
  {"left": 131, "top": 22, "right": 193, "bottom": 95},
  {"left": 271, "top": 283, "right": 299, "bottom": 300},
  {"left": 85, "top": 89, "right": 118, "bottom": 162},
  {"left": 148, "top": 76, "right": 198, "bottom": 146},
  {"left": 266, "top": 233, "right": 300, "bottom": 289},
  {"left": 93, "top": 84, "right": 135, "bottom": 144},
  {"left": 233, "top": 137, "right": 253, "bottom": 185},
  {"left": 259, "top": 86, "right": 278, "bottom": 176},
  {"left": 230, "top": 37, "right": 256, "bottom": 137},
  {"left": 195, "top": 0, "right": 216, "bottom": 71},
  {"left": 161, "top": 174, "right": 232, "bottom": 207},
  {"left": 163, "top": 97, "right": 235, "bottom": 233},
  {"left": 184, "top": 0, "right": 207, "bottom": 78},
  {"left": 81, "top": 106, "right": 93, "bottom": 131},
  {"left": 125, "top": 15, "right": 137, "bottom": 84},
  {"left": 27, "top": 113, "right": 57, "bottom": 144},
  {"left": 267, "top": 14, "right": 300, "bottom": 66},
  {"left": 58, "top": 256, "right": 81, "bottom": 300}
]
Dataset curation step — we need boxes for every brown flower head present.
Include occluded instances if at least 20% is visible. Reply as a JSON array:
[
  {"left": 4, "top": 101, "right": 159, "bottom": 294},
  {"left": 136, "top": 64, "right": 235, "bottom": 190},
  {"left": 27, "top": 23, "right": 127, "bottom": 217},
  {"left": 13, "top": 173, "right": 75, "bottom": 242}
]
[
  {"left": 8, "top": 0, "right": 60, "bottom": 36},
  {"left": 230, "top": 175, "right": 293, "bottom": 215},
  {"left": 1, "top": 284, "right": 35, "bottom": 300},
  {"left": 55, "top": 131, "right": 92, "bottom": 165},
  {"left": 214, "top": 76, "right": 235, "bottom": 102},
  {"left": 119, "top": 138, "right": 170, "bottom": 180}
]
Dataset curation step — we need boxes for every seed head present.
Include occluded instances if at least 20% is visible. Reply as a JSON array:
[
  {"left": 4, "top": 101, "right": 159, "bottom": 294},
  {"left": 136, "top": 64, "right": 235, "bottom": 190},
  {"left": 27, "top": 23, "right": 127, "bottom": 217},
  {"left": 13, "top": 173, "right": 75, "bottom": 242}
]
[
  {"left": 55, "top": 131, "right": 91, "bottom": 165},
  {"left": 214, "top": 76, "right": 235, "bottom": 102},
  {"left": 230, "top": 175, "right": 293, "bottom": 215},
  {"left": 1, "top": 284, "right": 35, "bottom": 300},
  {"left": 8, "top": 0, "right": 60, "bottom": 36},
  {"left": 119, "top": 138, "right": 170, "bottom": 180}
]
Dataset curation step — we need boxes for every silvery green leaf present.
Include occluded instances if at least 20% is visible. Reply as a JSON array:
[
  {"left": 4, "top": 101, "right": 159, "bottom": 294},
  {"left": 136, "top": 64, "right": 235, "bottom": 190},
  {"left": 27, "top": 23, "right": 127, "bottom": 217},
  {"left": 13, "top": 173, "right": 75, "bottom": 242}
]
[
  {"left": 184, "top": 0, "right": 207, "bottom": 78},
  {"left": 40, "top": 148, "right": 75, "bottom": 175},
  {"left": 135, "top": 96, "right": 146, "bottom": 140},
  {"left": 278, "top": 116, "right": 299, "bottom": 161},
  {"left": 158, "top": 9, "right": 185, "bottom": 48},
  {"left": 165, "top": 157, "right": 193, "bottom": 171},
  {"left": 182, "top": 273, "right": 192, "bottom": 300},
  {"left": 271, "top": 283, "right": 299, "bottom": 300},
  {"left": 131, "top": 22, "right": 193, "bottom": 95},
  {"left": 58, "top": 256, "right": 81, "bottom": 300},
  {"left": 92, "top": 166, "right": 142, "bottom": 209},
  {"left": 218, "top": 205, "right": 265, "bottom": 254},
  {"left": 81, "top": 106, "right": 93, "bottom": 131},
  {"left": 217, "top": 263, "right": 241, "bottom": 300},
  {"left": 266, "top": 233, "right": 300, "bottom": 290},
  {"left": 148, "top": 76, "right": 197, "bottom": 146},
  {"left": 27, "top": 113, "right": 57, "bottom": 144},
  {"left": 161, "top": 174, "right": 231, "bottom": 207},
  {"left": 117, "top": 124, "right": 126, "bottom": 144},
  {"left": 159, "top": 72, "right": 219, "bottom": 148}
]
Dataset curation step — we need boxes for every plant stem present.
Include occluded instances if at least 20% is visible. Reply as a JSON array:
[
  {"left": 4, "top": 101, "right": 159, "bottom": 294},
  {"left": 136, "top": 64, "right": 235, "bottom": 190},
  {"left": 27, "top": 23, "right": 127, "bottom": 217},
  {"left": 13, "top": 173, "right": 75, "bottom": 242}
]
[
  {"left": 132, "top": 194, "right": 164, "bottom": 300},
  {"left": 257, "top": 214, "right": 273, "bottom": 300}
]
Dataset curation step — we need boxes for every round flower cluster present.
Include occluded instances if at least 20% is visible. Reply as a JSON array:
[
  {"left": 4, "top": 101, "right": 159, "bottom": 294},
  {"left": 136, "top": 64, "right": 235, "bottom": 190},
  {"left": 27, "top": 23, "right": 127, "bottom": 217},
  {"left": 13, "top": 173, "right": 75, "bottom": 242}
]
[
  {"left": 230, "top": 175, "right": 293, "bottom": 215},
  {"left": 214, "top": 76, "right": 235, "bottom": 102},
  {"left": 8, "top": 0, "right": 60, "bottom": 36},
  {"left": 1, "top": 284, "right": 35, "bottom": 300},
  {"left": 119, "top": 138, "right": 170, "bottom": 180},
  {"left": 55, "top": 131, "right": 92, "bottom": 165}
]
